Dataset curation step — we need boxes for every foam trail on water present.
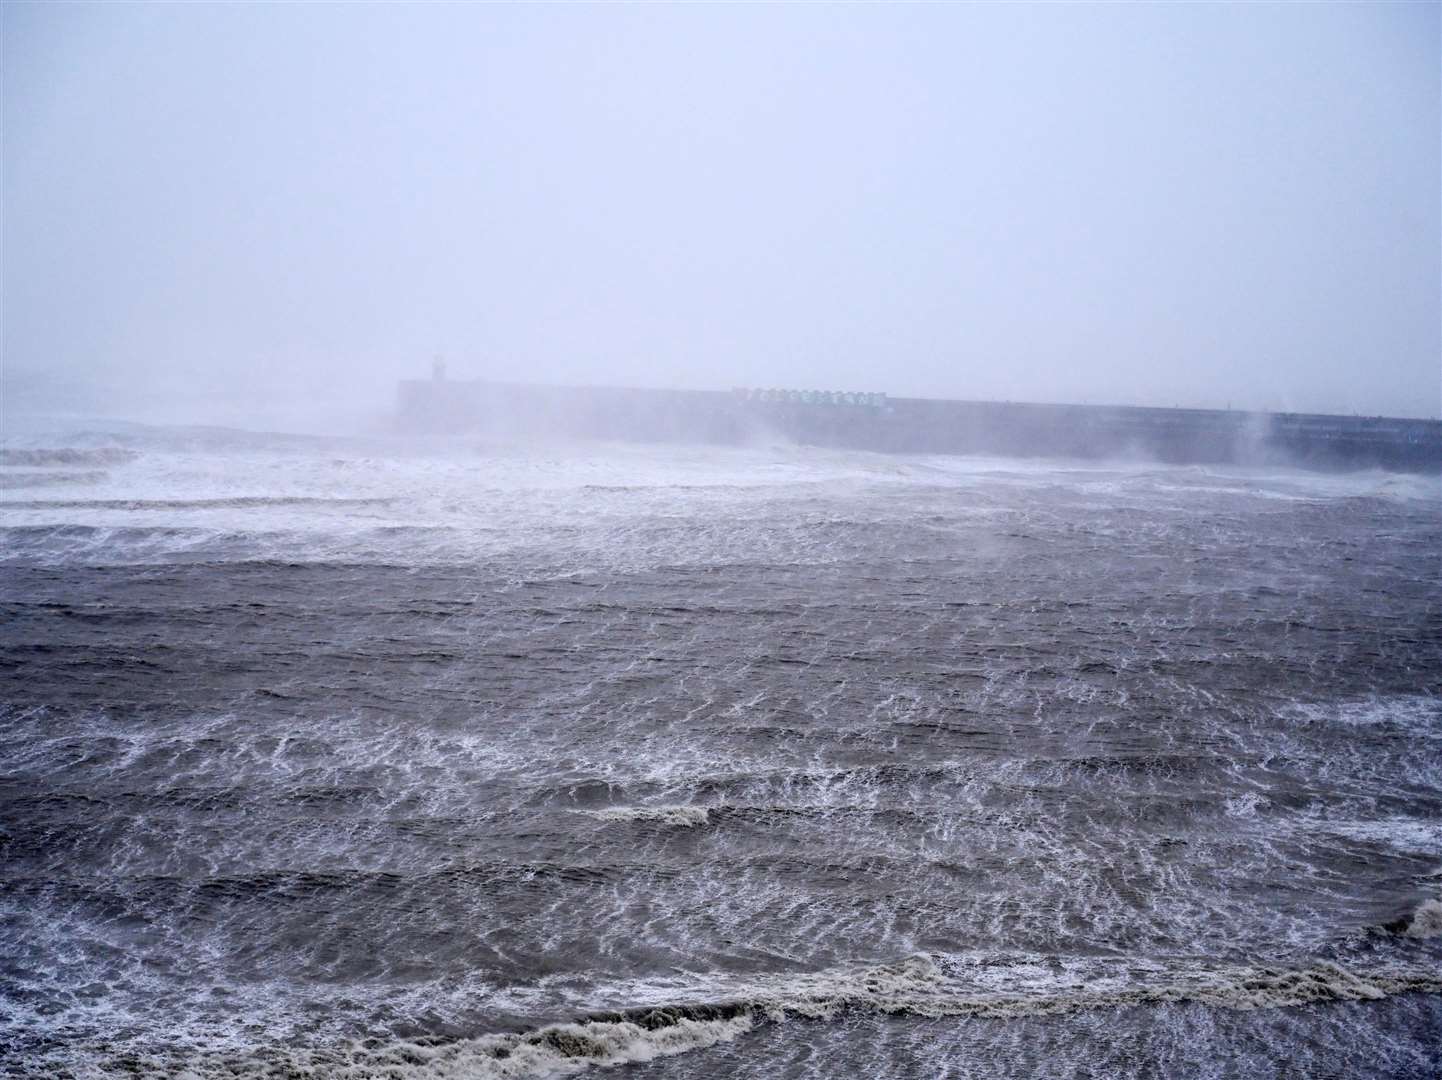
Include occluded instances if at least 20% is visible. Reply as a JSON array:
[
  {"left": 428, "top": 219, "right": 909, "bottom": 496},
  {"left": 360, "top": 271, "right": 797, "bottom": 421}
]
[
  {"left": 594, "top": 956, "right": 1442, "bottom": 1023},
  {"left": 578, "top": 806, "right": 711, "bottom": 827}
]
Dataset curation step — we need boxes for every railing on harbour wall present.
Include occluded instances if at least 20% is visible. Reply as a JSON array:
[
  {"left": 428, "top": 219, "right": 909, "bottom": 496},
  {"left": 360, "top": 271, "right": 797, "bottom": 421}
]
[{"left": 732, "top": 388, "right": 889, "bottom": 408}]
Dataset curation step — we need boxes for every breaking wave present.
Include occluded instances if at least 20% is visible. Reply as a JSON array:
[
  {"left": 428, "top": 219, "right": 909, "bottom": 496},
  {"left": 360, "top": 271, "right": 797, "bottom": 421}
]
[
  {"left": 40, "top": 955, "right": 1442, "bottom": 1078},
  {"left": 1400, "top": 899, "right": 1442, "bottom": 940},
  {"left": 77, "top": 1013, "right": 757, "bottom": 1080}
]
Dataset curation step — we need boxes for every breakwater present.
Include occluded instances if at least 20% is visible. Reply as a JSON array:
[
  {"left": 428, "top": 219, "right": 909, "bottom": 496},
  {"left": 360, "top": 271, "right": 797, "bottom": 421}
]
[{"left": 398, "top": 378, "right": 1442, "bottom": 473}]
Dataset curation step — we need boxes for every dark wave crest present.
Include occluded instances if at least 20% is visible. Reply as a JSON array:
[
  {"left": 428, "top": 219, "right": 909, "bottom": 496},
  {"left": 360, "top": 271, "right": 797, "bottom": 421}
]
[
  {"left": 0, "top": 448, "right": 138, "bottom": 467},
  {"left": 1, "top": 495, "right": 395, "bottom": 510}
]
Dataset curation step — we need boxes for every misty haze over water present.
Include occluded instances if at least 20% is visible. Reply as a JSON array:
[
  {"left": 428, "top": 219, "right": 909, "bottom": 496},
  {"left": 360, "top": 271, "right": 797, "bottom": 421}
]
[
  {"left": 3, "top": 2, "right": 1439, "bottom": 421},
  {"left": 2, "top": 4, "right": 1440, "bottom": 1080}
]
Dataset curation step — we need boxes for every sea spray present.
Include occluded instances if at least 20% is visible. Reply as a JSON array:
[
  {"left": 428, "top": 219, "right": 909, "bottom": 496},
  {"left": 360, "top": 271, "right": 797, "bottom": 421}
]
[{"left": 1403, "top": 899, "right": 1442, "bottom": 940}]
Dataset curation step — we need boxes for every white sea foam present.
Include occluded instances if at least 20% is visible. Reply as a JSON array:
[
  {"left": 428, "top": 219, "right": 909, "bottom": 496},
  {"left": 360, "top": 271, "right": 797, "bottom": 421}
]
[
  {"left": 1290, "top": 696, "right": 1442, "bottom": 735},
  {"left": 1224, "top": 792, "right": 1265, "bottom": 818},
  {"left": 579, "top": 805, "right": 711, "bottom": 827}
]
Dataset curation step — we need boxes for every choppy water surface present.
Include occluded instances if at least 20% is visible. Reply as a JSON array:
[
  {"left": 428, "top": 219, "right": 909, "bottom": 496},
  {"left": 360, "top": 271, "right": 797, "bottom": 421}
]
[{"left": 1, "top": 422, "right": 1439, "bottom": 1078}]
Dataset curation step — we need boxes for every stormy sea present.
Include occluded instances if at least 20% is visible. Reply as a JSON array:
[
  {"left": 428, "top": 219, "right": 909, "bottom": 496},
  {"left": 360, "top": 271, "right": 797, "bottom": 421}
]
[{"left": 2, "top": 420, "right": 1439, "bottom": 1079}]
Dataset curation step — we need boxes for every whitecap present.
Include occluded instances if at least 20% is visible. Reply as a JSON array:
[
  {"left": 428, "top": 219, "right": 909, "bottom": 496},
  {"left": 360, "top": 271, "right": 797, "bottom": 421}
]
[{"left": 577, "top": 805, "right": 711, "bottom": 827}]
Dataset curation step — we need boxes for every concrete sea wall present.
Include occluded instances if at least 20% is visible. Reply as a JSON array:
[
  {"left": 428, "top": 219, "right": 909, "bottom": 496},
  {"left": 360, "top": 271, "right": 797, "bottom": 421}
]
[{"left": 398, "top": 379, "right": 1442, "bottom": 473}]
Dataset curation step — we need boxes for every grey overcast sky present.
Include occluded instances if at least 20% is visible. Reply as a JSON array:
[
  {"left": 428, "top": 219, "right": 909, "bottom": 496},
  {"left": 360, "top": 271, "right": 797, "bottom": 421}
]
[{"left": 3, "top": 2, "right": 1439, "bottom": 419}]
